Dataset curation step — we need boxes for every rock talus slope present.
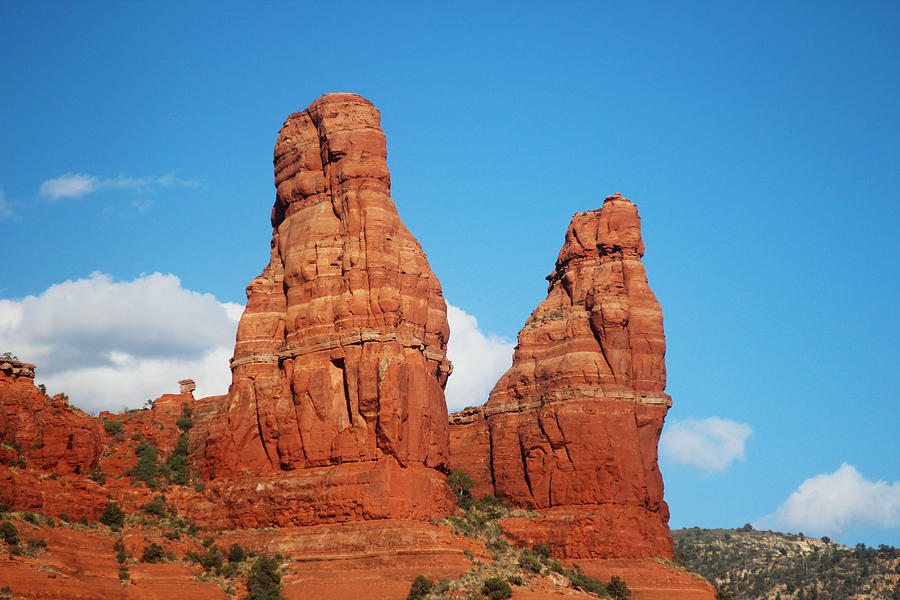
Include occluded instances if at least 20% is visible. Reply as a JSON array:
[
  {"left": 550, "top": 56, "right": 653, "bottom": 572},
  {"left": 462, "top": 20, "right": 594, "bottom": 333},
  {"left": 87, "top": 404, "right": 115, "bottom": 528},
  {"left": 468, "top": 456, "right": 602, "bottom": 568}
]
[
  {"left": 450, "top": 193, "right": 674, "bottom": 559},
  {"left": 201, "top": 93, "right": 455, "bottom": 526}
]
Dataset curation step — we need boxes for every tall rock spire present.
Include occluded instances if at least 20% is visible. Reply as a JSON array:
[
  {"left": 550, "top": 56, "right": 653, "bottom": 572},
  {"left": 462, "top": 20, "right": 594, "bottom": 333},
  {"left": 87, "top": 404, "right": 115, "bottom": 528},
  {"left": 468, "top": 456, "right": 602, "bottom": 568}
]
[
  {"left": 202, "top": 93, "right": 454, "bottom": 526},
  {"left": 450, "top": 193, "right": 674, "bottom": 559}
]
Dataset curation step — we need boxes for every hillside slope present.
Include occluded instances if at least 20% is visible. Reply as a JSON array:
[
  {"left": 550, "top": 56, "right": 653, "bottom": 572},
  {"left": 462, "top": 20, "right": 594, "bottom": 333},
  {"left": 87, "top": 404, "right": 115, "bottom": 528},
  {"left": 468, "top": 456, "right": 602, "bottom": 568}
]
[{"left": 673, "top": 527, "right": 900, "bottom": 599}]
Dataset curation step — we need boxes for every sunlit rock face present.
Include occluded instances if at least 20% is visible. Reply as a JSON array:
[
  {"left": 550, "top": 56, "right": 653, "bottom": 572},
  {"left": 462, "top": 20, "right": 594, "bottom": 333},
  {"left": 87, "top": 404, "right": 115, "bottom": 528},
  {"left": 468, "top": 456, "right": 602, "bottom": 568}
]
[
  {"left": 450, "top": 194, "right": 674, "bottom": 559},
  {"left": 0, "top": 360, "right": 101, "bottom": 476},
  {"left": 201, "top": 93, "right": 455, "bottom": 526}
]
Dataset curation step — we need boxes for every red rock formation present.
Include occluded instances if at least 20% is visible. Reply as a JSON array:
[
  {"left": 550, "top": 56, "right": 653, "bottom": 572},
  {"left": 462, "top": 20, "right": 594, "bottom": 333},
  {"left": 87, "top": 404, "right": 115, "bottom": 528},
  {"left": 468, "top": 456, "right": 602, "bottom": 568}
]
[
  {"left": 201, "top": 93, "right": 454, "bottom": 525},
  {"left": 449, "top": 193, "right": 674, "bottom": 559},
  {"left": 0, "top": 360, "right": 101, "bottom": 475}
]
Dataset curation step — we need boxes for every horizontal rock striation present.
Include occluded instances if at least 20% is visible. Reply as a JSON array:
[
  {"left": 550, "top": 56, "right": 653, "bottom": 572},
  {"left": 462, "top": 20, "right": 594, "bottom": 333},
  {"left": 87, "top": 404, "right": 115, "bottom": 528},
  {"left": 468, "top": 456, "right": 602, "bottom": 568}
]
[
  {"left": 0, "top": 361, "right": 101, "bottom": 476},
  {"left": 201, "top": 93, "right": 455, "bottom": 525},
  {"left": 450, "top": 193, "right": 674, "bottom": 559}
]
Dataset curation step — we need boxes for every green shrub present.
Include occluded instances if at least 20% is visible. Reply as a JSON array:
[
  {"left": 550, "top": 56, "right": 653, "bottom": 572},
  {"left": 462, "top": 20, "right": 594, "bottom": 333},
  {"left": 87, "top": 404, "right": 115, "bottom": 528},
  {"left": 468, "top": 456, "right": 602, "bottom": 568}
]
[
  {"left": 198, "top": 545, "right": 223, "bottom": 571},
  {"left": 26, "top": 538, "right": 47, "bottom": 552},
  {"left": 100, "top": 501, "right": 125, "bottom": 528},
  {"left": 608, "top": 575, "right": 631, "bottom": 600},
  {"left": 533, "top": 542, "right": 551, "bottom": 558},
  {"left": 118, "top": 564, "right": 129, "bottom": 583},
  {"left": 220, "top": 561, "right": 238, "bottom": 578},
  {"left": 228, "top": 542, "right": 246, "bottom": 563},
  {"left": 88, "top": 464, "right": 106, "bottom": 485},
  {"left": 141, "top": 495, "right": 167, "bottom": 517},
  {"left": 23, "top": 511, "right": 38, "bottom": 524},
  {"left": 128, "top": 441, "right": 162, "bottom": 489},
  {"left": 1, "top": 521, "right": 19, "bottom": 545},
  {"left": 568, "top": 571, "right": 608, "bottom": 596},
  {"left": 246, "top": 555, "right": 283, "bottom": 600},
  {"left": 482, "top": 577, "right": 513, "bottom": 599},
  {"left": 165, "top": 434, "right": 191, "bottom": 486},
  {"left": 141, "top": 542, "right": 165, "bottom": 563},
  {"left": 114, "top": 538, "right": 127, "bottom": 563},
  {"left": 103, "top": 420, "right": 124, "bottom": 436},
  {"left": 406, "top": 574, "right": 433, "bottom": 600},
  {"left": 176, "top": 405, "right": 194, "bottom": 432},
  {"left": 0, "top": 585, "right": 12, "bottom": 600},
  {"left": 0, "top": 504, "right": 8, "bottom": 513},
  {"left": 518, "top": 548, "right": 543, "bottom": 573},
  {"left": 448, "top": 471, "right": 474, "bottom": 510}
]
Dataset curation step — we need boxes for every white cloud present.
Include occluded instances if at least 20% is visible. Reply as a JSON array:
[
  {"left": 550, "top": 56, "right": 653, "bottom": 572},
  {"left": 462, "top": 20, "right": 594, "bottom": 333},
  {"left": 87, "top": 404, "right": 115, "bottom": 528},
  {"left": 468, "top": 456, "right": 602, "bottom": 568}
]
[
  {"left": 0, "top": 280, "right": 512, "bottom": 415},
  {"left": 0, "top": 272, "right": 240, "bottom": 414},
  {"left": 444, "top": 304, "right": 515, "bottom": 412},
  {"left": 766, "top": 464, "right": 900, "bottom": 536},
  {"left": 660, "top": 417, "right": 752, "bottom": 472},
  {"left": 39, "top": 172, "right": 200, "bottom": 200},
  {"left": 0, "top": 189, "right": 13, "bottom": 219}
]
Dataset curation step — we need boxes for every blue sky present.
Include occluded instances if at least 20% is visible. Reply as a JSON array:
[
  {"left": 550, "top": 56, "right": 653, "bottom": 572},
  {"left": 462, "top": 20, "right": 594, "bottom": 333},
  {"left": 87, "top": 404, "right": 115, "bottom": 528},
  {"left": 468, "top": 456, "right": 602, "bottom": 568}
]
[{"left": 1, "top": 1, "right": 898, "bottom": 547}]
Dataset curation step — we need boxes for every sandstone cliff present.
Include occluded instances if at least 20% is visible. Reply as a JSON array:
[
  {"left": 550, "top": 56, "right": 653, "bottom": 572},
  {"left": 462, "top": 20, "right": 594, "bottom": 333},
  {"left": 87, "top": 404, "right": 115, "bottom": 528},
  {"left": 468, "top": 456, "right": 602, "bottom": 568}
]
[
  {"left": 200, "top": 93, "right": 455, "bottom": 526},
  {"left": 0, "top": 360, "right": 101, "bottom": 476},
  {"left": 450, "top": 193, "right": 674, "bottom": 559}
]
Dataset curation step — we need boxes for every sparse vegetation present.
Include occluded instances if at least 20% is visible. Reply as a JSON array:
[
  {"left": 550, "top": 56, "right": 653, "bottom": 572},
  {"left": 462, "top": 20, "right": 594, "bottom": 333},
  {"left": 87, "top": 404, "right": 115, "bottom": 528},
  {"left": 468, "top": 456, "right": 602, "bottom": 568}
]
[
  {"left": 141, "top": 495, "right": 167, "bottom": 517},
  {"left": 100, "top": 500, "right": 125, "bottom": 528},
  {"left": 481, "top": 576, "right": 513, "bottom": 599},
  {"left": 114, "top": 538, "right": 127, "bottom": 563},
  {"left": 407, "top": 574, "right": 433, "bottom": 600},
  {"left": 517, "top": 548, "right": 543, "bottom": 573},
  {"left": 1, "top": 520, "right": 19, "bottom": 545},
  {"left": 607, "top": 575, "right": 631, "bottom": 600},
  {"left": 166, "top": 433, "right": 191, "bottom": 485},
  {"left": 87, "top": 463, "right": 106, "bottom": 485},
  {"left": 128, "top": 440, "right": 165, "bottom": 489},
  {"left": 245, "top": 555, "right": 283, "bottom": 600},
  {"left": 448, "top": 471, "right": 475, "bottom": 510},
  {"left": 103, "top": 419, "right": 124, "bottom": 436},
  {"left": 674, "top": 526, "right": 900, "bottom": 600},
  {"left": 433, "top": 473, "right": 621, "bottom": 598},
  {"left": 228, "top": 542, "right": 246, "bottom": 564},
  {"left": 141, "top": 542, "right": 165, "bottom": 563},
  {"left": 176, "top": 404, "right": 194, "bottom": 432}
]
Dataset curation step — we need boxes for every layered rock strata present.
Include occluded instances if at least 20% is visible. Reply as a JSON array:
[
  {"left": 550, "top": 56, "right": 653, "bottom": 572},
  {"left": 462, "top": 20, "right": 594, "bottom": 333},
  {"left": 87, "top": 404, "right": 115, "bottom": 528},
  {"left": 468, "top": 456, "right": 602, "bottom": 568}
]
[
  {"left": 449, "top": 193, "right": 673, "bottom": 559},
  {"left": 201, "top": 93, "right": 454, "bottom": 525},
  {"left": 0, "top": 360, "right": 101, "bottom": 475}
]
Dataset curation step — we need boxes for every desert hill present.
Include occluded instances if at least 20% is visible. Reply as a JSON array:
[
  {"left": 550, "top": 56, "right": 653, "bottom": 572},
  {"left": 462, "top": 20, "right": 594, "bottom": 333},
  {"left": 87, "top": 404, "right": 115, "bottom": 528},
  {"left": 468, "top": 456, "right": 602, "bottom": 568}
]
[{"left": 673, "top": 526, "right": 900, "bottom": 599}]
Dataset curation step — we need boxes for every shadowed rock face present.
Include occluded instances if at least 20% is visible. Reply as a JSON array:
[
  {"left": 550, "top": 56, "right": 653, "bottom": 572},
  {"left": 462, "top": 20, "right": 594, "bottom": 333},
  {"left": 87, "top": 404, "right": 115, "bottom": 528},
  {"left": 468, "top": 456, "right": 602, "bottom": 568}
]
[
  {"left": 449, "top": 193, "right": 674, "bottom": 559},
  {"left": 201, "top": 93, "right": 454, "bottom": 526}
]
